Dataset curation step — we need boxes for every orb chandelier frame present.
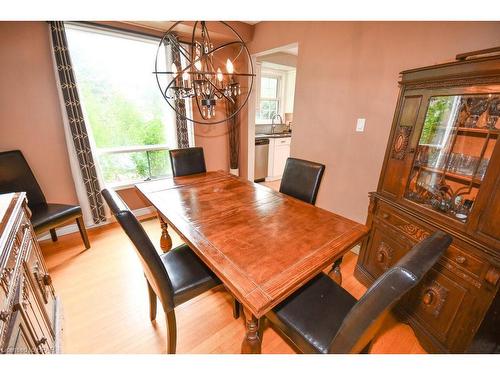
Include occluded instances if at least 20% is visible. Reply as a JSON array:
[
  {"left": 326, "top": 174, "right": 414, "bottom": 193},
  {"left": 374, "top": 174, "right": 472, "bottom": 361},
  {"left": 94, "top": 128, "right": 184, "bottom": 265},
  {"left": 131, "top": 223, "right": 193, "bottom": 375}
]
[{"left": 154, "top": 21, "right": 255, "bottom": 125}]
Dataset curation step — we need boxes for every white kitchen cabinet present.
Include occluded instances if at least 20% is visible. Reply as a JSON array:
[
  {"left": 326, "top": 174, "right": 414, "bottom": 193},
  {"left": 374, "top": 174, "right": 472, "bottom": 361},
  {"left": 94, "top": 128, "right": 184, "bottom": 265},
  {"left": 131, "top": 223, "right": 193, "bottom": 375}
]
[{"left": 266, "top": 137, "right": 291, "bottom": 181}]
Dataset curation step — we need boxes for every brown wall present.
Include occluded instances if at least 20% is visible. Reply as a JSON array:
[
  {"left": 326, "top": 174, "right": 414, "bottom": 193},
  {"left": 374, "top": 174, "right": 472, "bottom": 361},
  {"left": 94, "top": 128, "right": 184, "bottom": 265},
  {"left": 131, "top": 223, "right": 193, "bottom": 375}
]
[
  {"left": 0, "top": 21, "right": 78, "bottom": 205},
  {"left": 248, "top": 21, "right": 500, "bottom": 223}
]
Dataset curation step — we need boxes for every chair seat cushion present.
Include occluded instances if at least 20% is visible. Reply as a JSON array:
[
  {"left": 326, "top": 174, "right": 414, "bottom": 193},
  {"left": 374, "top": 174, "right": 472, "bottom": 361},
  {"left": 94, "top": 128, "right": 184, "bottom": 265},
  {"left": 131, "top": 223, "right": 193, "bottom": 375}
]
[
  {"left": 267, "top": 272, "right": 357, "bottom": 354},
  {"left": 30, "top": 203, "right": 82, "bottom": 232},
  {"left": 161, "top": 244, "right": 221, "bottom": 306}
]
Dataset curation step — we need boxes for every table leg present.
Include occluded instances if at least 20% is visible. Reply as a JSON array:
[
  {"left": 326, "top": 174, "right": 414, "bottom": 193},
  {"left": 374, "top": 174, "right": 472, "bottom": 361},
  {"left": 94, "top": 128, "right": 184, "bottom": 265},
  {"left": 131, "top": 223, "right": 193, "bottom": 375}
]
[
  {"left": 241, "top": 307, "right": 262, "bottom": 354},
  {"left": 328, "top": 256, "right": 343, "bottom": 285},
  {"left": 158, "top": 214, "right": 172, "bottom": 252}
]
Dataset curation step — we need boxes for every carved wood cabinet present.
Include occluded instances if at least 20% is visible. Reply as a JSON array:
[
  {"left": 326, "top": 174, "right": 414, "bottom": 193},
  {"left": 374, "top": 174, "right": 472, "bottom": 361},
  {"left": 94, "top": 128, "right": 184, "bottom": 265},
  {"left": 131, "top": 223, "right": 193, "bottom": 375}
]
[
  {"left": 0, "top": 193, "right": 60, "bottom": 354},
  {"left": 355, "top": 51, "right": 500, "bottom": 353}
]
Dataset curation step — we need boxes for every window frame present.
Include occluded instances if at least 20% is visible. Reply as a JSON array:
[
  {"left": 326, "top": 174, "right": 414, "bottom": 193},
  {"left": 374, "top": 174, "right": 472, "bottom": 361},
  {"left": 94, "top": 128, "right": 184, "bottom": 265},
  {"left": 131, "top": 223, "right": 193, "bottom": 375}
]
[
  {"left": 256, "top": 69, "right": 285, "bottom": 124},
  {"left": 64, "top": 22, "right": 194, "bottom": 188}
]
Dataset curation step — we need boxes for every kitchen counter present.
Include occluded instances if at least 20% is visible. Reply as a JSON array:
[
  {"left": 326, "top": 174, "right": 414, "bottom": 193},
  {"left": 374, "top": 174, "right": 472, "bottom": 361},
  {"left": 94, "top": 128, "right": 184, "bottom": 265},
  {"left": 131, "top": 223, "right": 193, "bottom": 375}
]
[{"left": 255, "top": 133, "right": 292, "bottom": 139}]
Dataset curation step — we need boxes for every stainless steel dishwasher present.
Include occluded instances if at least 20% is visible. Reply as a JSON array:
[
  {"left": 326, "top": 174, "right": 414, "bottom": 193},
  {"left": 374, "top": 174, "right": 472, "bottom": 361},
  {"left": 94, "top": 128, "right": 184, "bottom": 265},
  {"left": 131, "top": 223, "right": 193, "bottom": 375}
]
[{"left": 254, "top": 138, "right": 269, "bottom": 182}]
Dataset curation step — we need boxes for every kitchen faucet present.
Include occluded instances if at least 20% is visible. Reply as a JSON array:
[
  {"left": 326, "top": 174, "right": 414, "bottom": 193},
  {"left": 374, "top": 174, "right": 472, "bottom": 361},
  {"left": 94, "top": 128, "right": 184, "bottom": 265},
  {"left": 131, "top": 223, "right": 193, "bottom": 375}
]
[{"left": 271, "top": 114, "right": 283, "bottom": 134}]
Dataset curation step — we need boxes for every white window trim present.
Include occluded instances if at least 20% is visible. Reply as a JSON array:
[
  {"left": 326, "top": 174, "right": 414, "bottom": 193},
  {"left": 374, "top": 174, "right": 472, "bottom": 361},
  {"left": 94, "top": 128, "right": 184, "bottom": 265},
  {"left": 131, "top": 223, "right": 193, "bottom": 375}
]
[{"left": 256, "top": 68, "right": 286, "bottom": 124}]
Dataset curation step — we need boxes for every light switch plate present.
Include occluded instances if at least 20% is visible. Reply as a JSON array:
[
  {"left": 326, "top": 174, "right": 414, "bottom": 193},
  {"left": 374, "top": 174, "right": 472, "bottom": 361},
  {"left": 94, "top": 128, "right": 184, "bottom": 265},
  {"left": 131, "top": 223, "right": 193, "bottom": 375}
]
[{"left": 356, "top": 118, "right": 366, "bottom": 132}]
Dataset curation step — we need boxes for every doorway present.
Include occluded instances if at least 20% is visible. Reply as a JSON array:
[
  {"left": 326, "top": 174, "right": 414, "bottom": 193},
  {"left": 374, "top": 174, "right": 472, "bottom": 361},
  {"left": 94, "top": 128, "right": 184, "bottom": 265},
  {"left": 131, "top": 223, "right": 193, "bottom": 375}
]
[{"left": 247, "top": 43, "right": 298, "bottom": 183}]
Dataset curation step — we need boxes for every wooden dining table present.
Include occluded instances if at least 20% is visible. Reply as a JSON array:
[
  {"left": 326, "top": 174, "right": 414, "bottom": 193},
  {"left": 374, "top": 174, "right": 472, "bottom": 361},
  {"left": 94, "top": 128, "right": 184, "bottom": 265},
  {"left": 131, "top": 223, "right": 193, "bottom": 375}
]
[{"left": 136, "top": 171, "right": 368, "bottom": 353}]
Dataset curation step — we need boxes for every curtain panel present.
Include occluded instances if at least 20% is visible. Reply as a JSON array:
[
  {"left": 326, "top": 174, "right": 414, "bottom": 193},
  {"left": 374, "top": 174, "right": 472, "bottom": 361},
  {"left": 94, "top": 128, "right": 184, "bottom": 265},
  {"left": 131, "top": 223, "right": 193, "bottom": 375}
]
[
  {"left": 165, "top": 35, "right": 190, "bottom": 149},
  {"left": 49, "top": 21, "right": 106, "bottom": 224}
]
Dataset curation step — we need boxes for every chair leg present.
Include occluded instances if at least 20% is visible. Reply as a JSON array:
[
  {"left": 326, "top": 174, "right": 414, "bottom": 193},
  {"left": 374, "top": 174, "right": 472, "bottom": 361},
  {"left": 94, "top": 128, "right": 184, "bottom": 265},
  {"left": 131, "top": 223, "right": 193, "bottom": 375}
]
[
  {"left": 165, "top": 310, "right": 177, "bottom": 354},
  {"left": 233, "top": 298, "right": 241, "bottom": 319},
  {"left": 360, "top": 340, "right": 373, "bottom": 354},
  {"left": 49, "top": 228, "right": 58, "bottom": 242},
  {"left": 76, "top": 216, "right": 90, "bottom": 249},
  {"left": 146, "top": 279, "right": 157, "bottom": 322}
]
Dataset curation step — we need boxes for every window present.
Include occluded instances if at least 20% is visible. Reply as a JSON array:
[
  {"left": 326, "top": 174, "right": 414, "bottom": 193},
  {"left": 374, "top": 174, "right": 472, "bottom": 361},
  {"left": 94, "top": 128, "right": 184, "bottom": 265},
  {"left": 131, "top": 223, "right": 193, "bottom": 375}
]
[
  {"left": 65, "top": 24, "right": 190, "bottom": 186},
  {"left": 256, "top": 73, "right": 282, "bottom": 123}
]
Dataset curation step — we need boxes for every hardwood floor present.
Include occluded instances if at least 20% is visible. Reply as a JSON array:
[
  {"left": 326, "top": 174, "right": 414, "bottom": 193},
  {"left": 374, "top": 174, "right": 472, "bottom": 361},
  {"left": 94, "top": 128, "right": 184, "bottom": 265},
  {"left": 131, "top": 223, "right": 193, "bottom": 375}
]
[{"left": 40, "top": 216, "right": 426, "bottom": 354}]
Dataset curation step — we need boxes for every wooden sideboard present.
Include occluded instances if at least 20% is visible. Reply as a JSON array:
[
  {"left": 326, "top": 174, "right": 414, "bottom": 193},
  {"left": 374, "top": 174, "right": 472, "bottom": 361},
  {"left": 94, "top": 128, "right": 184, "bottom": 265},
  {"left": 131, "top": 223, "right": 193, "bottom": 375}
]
[
  {"left": 0, "top": 192, "right": 60, "bottom": 354},
  {"left": 355, "top": 52, "right": 500, "bottom": 353}
]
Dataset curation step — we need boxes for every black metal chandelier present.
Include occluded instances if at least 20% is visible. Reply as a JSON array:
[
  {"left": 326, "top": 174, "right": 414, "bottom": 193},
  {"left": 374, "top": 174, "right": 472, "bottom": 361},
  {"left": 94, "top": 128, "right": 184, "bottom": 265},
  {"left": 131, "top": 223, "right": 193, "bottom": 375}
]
[{"left": 154, "top": 21, "right": 254, "bottom": 125}]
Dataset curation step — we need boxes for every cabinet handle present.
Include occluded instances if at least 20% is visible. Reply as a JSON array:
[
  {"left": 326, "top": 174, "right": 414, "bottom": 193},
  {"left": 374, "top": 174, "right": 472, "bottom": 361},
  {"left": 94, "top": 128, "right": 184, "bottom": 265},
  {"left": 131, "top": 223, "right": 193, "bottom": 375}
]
[
  {"left": 376, "top": 252, "right": 385, "bottom": 262},
  {"left": 43, "top": 274, "right": 52, "bottom": 286},
  {"left": 455, "top": 255, "right": 466, "bottom": 264},
  {"left": 422, "top": 291, "right": 434, "bottom": 305},
  {"left": 35, "top": 337, "right": 47, "bottom": 347},
  {"left": 409, "top": 148, "right": 416, "bottom": 154},
  {"left": 0, "top": 310, "right": 9, "bottom": 321},
  {"left": 485, "top": 267, "right": 500, "bottom": 287}
]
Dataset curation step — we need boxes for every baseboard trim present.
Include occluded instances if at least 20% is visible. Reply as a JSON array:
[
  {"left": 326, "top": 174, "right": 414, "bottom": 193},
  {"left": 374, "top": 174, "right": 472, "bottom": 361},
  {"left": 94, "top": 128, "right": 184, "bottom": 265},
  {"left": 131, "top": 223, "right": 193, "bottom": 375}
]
[{"left": 37, "top": 206, "right": 156, "bottom": 241}]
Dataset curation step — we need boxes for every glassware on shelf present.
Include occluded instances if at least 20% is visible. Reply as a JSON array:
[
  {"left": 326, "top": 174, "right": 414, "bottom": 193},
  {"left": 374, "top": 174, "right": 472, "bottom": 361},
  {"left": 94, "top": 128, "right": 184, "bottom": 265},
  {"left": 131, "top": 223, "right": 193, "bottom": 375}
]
[
  {"left": 446, "top": 153, "right": 480, "bottom": 177},
  {"left": 447, "top": 153, "right": 459, "bottom": 173},
  {"left": 487, "top": 97, "right": 500, "bottom": 129},
  {"left": 475, "top": 158, "right": 489, "bottom": 180},
  {"left": 464, "top": 97, "right": 489, "bottom": 128},
  {"left": 455, "top": 199, "right": 474, "bottom": 221},
  {"left": 458, "top": 155, "right": 477, "bottom": 176}
]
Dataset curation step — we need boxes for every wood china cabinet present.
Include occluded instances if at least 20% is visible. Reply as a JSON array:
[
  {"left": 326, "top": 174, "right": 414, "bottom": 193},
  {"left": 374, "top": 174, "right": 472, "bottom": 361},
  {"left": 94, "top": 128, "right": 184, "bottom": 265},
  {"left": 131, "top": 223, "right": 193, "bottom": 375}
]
[{"left": 355, "top": 49, "right": 500, "bottom": 353}]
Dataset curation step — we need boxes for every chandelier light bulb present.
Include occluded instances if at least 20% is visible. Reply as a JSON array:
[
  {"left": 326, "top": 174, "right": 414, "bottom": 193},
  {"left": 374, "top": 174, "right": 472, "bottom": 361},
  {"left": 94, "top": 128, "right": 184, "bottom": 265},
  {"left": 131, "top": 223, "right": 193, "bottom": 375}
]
[
  {"left": 217, "top": 68, "right": 223, "bottom": 82},
  {"left": 171, "top": 63, "right": 177, "bottom": 75},
  {"left": 226, "top": 59, "right": 234, "bottom": 74},
  {"left": 194, "top": 58, "right": 202, "bottom": 71},
  {"left": 182, "top": 70, "right": 189, "bottom": 81}
]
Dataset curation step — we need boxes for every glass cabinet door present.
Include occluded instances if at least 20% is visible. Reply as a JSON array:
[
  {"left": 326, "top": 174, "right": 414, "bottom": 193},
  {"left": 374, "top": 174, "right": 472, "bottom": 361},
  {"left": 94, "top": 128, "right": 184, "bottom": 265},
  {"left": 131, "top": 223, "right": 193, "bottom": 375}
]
[{"left": 405, "top": 93, "right": 499, "bottom": 222}]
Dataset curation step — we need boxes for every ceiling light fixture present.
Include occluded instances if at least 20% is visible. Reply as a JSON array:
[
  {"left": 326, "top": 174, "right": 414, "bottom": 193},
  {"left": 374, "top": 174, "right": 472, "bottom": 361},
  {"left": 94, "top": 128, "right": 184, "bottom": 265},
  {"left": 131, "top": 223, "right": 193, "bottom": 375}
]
[{"left": 154, "top": 21, "right": 254, "bottom": 125}]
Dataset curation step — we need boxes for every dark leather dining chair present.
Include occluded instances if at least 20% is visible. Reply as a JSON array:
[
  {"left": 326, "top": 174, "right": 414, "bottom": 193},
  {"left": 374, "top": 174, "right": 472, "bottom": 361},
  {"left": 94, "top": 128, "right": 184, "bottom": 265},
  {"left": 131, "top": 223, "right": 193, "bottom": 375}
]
[
  {"left": 265, "top": 231, "right": 452, "bottom": 353},
  {"left": 169, "top": 147, "right": 206, "bottom": 177},
  {"left": 101, "top": 188, "right": 221, "bottom": 354},
  {"left": 279, "top": 157, "right": 325, "bottom": 205},
  {"left": 0, "top": 150, "right": 90, "bottom": 249}
]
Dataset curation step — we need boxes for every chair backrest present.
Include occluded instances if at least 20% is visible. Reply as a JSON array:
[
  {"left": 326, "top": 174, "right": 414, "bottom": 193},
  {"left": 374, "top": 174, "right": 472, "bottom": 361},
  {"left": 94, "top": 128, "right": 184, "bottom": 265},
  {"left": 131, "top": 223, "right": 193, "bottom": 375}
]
[
  {"left": 101, "top": 188, "right": 175, "bottom": 312},
  {"left": 169, "top": 147, "right": 207, "bottom": 177},
  {"left": 328, "top": 231, "right": 452, "bottom": 353},
  {"left": 279, "top": 157, "right": 325, "bottom": 205},
  {"left": 0, "top": 150, "right": 46, "bottom": 208}
]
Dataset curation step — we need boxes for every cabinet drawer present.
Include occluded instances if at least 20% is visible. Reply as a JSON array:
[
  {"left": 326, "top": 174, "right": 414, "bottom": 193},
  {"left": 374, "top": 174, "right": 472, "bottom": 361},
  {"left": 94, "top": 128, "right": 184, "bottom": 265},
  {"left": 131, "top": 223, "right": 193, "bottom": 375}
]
[
  {"left": 13, "top": 254, "right": 55, "bottom": 354},
  {"left": 375, "top": 202, "right": 489, "bottom": 284},
  {"left": 276, "top": 137, "right": 291, "bottom": 145},
  {"left": 24, "top": 233, "right": 56, "bottom": 327},
  {"left": 445, "top": 242, "right": 487, "bottom": 280},
  {"left": 0, "top": 220, "right": 31, "bottom": 336},
  {"left": 1, "top": 309, "right": 37, "bottom": 354},
  {"left": 375, "top": 202, "right": 430, "bottom": 242},
  {"left": 364, "top": 224, "right": 412, "bottom": 279},
  {"left": 404, "top": 267, "right": 469, "bottom": 345}
]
